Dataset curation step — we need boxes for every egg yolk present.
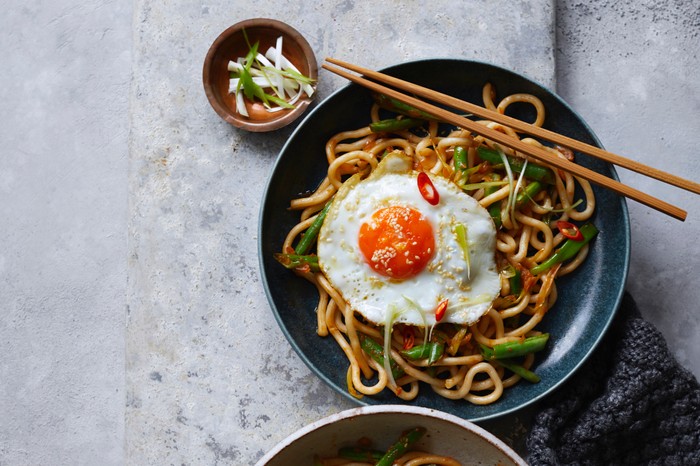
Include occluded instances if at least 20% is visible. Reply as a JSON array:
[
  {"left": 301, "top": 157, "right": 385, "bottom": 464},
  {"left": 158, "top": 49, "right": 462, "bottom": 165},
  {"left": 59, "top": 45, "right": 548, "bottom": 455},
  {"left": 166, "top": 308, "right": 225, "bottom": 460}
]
[{"left": 358, "top": 205, "right": 435, "bottom": 279}]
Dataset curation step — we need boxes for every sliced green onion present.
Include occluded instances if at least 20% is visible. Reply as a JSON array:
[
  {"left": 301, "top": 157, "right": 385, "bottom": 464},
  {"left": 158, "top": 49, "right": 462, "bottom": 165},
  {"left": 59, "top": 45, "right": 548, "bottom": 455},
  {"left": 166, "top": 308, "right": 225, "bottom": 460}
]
[
  {"left": 227, "top": 34, "right": 315, "bottom": 116},
  {"left": 509, "top": 158, "right": 529, "bottom": 225},
  {"left": 454, "top": 223, "right": 471, "bottom": 280},
  {"left": 383, "top": 304, "right": 400, "bottom": 390},
  {"left": 402, "top": 295, "right": 428, "bottom": 348},
  {"left": 496, "top": 146, "right": 516, "bottom": 226},
  {"left": 459, "top": 180, "right": 508, "bottom": 191}
]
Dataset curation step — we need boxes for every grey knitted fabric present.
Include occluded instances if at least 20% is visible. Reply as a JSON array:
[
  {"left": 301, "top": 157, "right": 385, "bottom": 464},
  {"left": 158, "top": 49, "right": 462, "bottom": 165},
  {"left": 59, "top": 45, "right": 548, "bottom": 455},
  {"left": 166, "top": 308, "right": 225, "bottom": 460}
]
[{"left": 526, "top": 293, "right": 700, "bottom": 465}]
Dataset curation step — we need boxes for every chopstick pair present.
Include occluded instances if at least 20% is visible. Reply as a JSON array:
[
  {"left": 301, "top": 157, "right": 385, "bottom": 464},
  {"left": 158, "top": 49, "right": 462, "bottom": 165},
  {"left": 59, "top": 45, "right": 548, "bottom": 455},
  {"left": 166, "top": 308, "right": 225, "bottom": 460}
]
[{"left": 322, "top": 57, "right": 699, "bottom": 222}]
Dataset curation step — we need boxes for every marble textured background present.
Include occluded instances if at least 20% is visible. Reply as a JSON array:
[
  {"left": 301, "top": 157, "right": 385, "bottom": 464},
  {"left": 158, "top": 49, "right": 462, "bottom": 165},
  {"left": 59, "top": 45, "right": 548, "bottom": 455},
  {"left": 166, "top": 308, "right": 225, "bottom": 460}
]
[{"left": 1, "top": 0, "right": 698, "bottom": 465}]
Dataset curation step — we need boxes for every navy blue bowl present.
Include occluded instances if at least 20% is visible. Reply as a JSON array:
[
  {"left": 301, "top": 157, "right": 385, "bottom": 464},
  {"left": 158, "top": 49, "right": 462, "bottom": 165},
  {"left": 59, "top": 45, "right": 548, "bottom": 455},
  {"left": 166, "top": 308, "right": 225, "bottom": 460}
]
[{"left": 258, "top": 59, "right": 630, "bottom": 422}]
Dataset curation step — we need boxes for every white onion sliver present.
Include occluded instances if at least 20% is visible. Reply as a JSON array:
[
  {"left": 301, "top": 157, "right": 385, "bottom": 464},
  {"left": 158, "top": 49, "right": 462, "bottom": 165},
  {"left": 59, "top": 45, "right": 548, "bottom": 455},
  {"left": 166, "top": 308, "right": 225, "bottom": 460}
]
[
  {"left": 227, "top": 60, "right": 243, "bottom": 72},
  {"left": 255, "top": 52, "right": 275, "bottom": 69},
  {"left": 228, "top": 36, "right": 314, "bottom": 115},
  {"left": 235, "top": 89, "right": 249, "bottom": 117},
  {"left": 273, "top": 36, "right": 285, "bottom": 98}
]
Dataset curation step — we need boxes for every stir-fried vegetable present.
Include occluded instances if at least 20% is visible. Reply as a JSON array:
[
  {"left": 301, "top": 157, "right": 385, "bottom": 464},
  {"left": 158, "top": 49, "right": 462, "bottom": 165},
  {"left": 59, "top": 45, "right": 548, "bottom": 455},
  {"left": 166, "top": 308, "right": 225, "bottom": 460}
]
[
  {"left": 360, "top": 334, "right": 404, "bottom": 379},
  {"left": 516, "top": 180, "right": 544, "bottom": 207},
  {"left": 337, "top": 446, "right": 384, "bottom": 462},
  {"left": 294, "top": 201, "right": 332, "bottom": 255},
  {"left": 504, "top": 265, "right": 523, "bottom": 296},
  {"left": 556, "top": 220, "right": 584, "bottom": 241},
  {"left": 480, "top": 338, "right": 546, "bottom": 383},
  {"left": 480, "top": 343, "right": 541, "bottom": 383},
  {"left": 273, "top": 253, "right": 320, "bottom": 273},
  {"left": 375, "top": 427, "right": 427, "bottom": 466},
  {"left": 530, "top": 223, "right": 599, "bottom": 275},
  {"left": 370, "top": 117, "right": 425, "bottom": 133},
  {"left": 401, "top": 341, "right": 445, "bottom": 365},
  {"left": 373, "top": 93, "right": 437, "bottom": 120},
  {"left": 483, "top": 333, "right": 550, "bottom": 360},
  {"left": 453, "top": 145, "right": 469, "bottom": 173},
  {"left": 477, "top": 146, "right": 555, "bottom": 184},
  {"left": 417, "top": 172, "right": 440, "bottom": 205}
]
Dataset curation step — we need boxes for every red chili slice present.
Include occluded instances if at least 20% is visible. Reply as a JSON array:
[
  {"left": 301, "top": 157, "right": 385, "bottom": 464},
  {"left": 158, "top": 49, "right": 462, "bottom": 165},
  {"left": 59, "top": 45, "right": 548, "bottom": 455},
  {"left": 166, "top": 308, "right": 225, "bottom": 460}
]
[
  {"left": 402, "top": 326, "right": 415, "bottom": 350},
  {"left": 435, "top": 299, "right": 449, "bottom": 322},
  {"left": 556, "top": 220, "right": 584, "bottom": 241},
  {"left": 417, "top": 172, "right": 439, "bottom": 205}
]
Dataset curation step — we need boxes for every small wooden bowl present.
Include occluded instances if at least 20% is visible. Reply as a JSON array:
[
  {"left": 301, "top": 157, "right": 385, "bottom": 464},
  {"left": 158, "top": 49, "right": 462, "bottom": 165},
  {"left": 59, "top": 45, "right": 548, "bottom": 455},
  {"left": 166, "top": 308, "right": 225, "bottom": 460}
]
[{"left": 203, "top": 18, "right": 318, "bottom": 132}]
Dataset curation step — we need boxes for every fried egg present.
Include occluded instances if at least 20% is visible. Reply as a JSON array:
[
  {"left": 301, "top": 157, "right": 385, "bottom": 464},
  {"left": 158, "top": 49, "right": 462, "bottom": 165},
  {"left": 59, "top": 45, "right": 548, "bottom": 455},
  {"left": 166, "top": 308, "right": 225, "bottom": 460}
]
[{"left": 317, "top": 151, "right": 500, "bottom": 327}]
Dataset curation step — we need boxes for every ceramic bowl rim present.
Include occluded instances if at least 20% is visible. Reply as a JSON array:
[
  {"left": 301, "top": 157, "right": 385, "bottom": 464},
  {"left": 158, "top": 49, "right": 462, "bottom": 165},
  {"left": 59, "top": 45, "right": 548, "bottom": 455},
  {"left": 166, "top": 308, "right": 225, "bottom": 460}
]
[{"left": 254, "top": 404, "right": 528, "bottom": 465}]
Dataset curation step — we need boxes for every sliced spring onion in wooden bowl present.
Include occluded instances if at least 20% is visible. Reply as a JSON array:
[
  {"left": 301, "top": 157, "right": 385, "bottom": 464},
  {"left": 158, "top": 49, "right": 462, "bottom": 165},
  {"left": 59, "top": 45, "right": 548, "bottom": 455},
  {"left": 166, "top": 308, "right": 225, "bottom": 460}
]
[{"left": 203, "top": 18, "right": 318, "bottom": 132}]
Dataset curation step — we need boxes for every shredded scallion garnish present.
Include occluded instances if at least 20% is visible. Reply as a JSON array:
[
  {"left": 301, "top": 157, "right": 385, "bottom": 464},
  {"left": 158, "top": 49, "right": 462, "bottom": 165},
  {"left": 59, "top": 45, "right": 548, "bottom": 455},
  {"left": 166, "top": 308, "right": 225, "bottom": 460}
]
[
  {"left": 454, "top": 223, "right": 471, "bottom": 280},
  {"left": 459, "top": 180, "right": 508, "bottom": 191},
  {"left": 509, "top": 158, "right": 529, "bottom": 227},
  {"left": 402, "top": 295, "right": 429, "bottom": 348},
  {"left": 227, "top": 34, "right": 315, "bottom": 117},
  {"left": 496, "top": 146, "right": 516, "bottom": 227},
  {"left": 383, "top": 304, "right": 400, "bottom": 390}
]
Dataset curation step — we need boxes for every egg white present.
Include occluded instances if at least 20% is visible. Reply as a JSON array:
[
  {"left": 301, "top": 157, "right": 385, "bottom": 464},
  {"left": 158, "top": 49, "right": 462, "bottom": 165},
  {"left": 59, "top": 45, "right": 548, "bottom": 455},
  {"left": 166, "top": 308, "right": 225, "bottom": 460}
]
[{"left": 317, "top": 152, "right": 500, "bottom": 327}]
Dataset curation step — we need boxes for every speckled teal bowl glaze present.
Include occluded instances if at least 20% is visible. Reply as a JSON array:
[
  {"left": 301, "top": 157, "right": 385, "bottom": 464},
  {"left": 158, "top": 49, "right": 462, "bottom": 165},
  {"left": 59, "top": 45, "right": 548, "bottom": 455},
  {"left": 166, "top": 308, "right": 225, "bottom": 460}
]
[{"left": 258, "top": 59, "right": 630, "bottom": 422}]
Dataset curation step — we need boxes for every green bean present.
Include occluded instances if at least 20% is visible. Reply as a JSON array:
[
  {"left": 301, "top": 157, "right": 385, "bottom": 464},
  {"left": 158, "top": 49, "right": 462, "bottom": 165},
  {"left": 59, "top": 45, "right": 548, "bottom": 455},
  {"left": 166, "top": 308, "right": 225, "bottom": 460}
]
[
  {"left": 483, "top": 334, "right": 550, "bottom": 360},
  {"left": 370, "top": 117, "right": 425, "bottom": 133},
  {"left": 376, "top": 427, "right": 427, "bottom": 466},
  {"left": 477, "top": 146, "right": 555, "bottom": 184},
  {"left": 294, "top": 201, "right": 332, "bottom": 255},
  {"left": 453, "top": 145, "right": 469, "bottom": 173},
  {"left": 515, "top": 180, "right": 544, "bottom": 207},
  {"left": 401, "top": 342, "right": 444, "bottom": 365},
  {"left": 273, "top": 253, "right": 320, "bottom": 272},
  {"left": 485, "top": 173, "right": 503, "bottom": 228},
  {"left": 373, "top": 93, "right": 437, "bottom": 120},
  {"left": 530, "top": 223, "right": 599, "bottom": 275},
  {"left": 498, "top": 359, "right": 541, "bottom": 383},
  {"left": 360, "top": 335, "right": 404, "bottom": 379},
  {"left": 509, "top": 267, "right": 522, "bottom": 296},
  {"left": 481, "top": 344, "right": 541, "bottom": 383},
  {"left": 338, "top": 446, "right": 383, "bottom": 461}
]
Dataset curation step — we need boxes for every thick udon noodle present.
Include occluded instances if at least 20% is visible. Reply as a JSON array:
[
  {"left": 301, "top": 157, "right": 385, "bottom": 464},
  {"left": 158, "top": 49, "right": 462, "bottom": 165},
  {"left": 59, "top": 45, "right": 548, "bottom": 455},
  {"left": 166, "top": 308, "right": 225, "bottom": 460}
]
[{"left": 280, "top": 83, "right": 595, "bottom": 405}]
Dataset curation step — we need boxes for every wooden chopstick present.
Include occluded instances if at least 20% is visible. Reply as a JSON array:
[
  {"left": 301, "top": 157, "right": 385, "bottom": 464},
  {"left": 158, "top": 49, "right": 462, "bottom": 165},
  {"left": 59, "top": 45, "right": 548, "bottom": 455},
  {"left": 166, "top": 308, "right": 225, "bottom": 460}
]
[
  {"left": 322, "top": 59, "right": 688, "bottom": 221},
  {"left": 327, "top": 57, "right": 700, "bottom": 197}
]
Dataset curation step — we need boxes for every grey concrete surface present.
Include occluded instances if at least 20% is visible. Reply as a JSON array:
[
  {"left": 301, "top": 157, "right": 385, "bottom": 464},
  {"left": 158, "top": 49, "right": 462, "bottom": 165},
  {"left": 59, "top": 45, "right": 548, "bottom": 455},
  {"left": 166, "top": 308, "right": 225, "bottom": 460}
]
[
  {"left": 0, "top": 1, "right": 697, "bottom": 465},
  {"left": 556, "top": 0, "right": 700, "bottom": 372},
  {"left": 126, "top": 2, "right": 554, "bottom": 464},
  {"left": 1, "top": 2, "right": 131, "bottom": 465}
]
